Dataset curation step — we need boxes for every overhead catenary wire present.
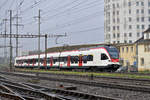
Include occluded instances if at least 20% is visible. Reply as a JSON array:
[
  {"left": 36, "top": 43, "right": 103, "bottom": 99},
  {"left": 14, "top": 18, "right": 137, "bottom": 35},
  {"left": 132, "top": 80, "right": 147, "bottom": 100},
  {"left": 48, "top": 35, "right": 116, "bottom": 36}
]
[
  {"left": 24, "top": 0, "right": 104, "bottom": 29},
  {"left": 42, "top": 11, "right": 103, "bottom": 32}
]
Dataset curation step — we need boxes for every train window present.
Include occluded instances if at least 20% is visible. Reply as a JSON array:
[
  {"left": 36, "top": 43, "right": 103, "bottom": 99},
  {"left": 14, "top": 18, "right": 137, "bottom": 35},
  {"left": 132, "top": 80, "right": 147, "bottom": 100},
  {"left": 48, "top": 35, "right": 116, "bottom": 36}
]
[
  {"left": 82, "top": 55, "right": 87, "bottom": 63},
  {"left": 29, "top": 59, "right": 33, "bottom": 64},
  {"left": 71, "top": 56, "right": 75, "bottom": 63},
  {"left": 47, "top": 58, "right": 50, "bottom": 64},
  {"left": 16, "top": 60, "right": 19, "bottom": 64},
  {"left": 101, "top": 53, "right": 108, "bottom": 60},
  {"left": 25, "top": 60, "right": 28, "bottom": 63},
  {"left": 40, "top": 59, "right": 44, "bottom": 64},
  {"left": 87, "top": 55, "right": 93, "bottom": 61},
  {"left": 35, "top": 59, "right": 38, "bottom": 63},
  {"left": 64, "top": 57, "right": 67, "bottom": 64},
  {"left": 75, "top": 56, "right": 79, "bottom": 63},
  {"left": 53, "top": 59, "right": 56, "bottom": 64}
]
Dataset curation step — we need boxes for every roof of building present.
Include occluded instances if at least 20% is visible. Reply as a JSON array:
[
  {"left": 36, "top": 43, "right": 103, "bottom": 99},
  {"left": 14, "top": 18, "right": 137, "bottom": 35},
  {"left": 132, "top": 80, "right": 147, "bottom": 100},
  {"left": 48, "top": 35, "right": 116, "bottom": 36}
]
[
  {"left": 143, "top": 28, "right": 150, "bottom": 33},
  {"left": 116, "top": 43, "right": 135, "bottom": 47},
  {"left": 134, "top": 36, "right": 150, "bottom": 44}
]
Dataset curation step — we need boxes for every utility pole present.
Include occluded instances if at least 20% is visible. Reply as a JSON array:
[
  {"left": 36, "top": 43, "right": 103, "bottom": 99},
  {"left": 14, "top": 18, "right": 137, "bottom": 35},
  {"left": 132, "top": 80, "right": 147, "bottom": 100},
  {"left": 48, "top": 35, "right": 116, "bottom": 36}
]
[
  {"left": 9, "top": 10, "right": 13, "bottom": 71},
  {"left": 44, "top": 34, "right": 47, "bottom": 69},
  {"left": 37, "top": 9, "right": 41, "bottom": 69},
  {"left": 3, "top": 18, "right": 8, "bottom": 63},
  {"left": 13, "top": 12, "right": 23, "bottom": 57}
]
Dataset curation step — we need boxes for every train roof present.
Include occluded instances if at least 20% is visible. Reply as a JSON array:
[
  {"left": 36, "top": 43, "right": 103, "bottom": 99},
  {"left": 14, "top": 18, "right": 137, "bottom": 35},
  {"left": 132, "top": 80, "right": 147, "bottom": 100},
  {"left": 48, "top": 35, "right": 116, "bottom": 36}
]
[{"left": 16, "top": 45, "right": 116, "bottom": 59}]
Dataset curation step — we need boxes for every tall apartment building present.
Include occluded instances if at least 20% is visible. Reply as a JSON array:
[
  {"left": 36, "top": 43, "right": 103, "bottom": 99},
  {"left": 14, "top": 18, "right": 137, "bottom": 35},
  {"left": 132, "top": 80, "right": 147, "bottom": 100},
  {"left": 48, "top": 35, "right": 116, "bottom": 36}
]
[{"left": 104, "top": 0, "right": 150, "bottom": 44}]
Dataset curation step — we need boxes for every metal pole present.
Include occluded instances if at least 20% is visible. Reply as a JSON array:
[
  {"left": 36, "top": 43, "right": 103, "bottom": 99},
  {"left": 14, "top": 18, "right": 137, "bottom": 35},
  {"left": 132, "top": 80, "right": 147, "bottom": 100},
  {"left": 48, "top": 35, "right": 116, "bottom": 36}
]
[
  {"left": 136, "top": 43, "right": 138, "bottom": 71},
  {"left": 45, "top": 34, "right": 47, "bottom": 69},
  {"left": 38, "top": 9, "right": 41, "bottom": 69},
  {"left": 9, "top": 10, "right": 13, "bottom": 71},
  {"left": 16, "top": 11, "right": 19, "bottom": 57},
  {"left": 4, "top": 19, "right": 8, "bottom": 63}
]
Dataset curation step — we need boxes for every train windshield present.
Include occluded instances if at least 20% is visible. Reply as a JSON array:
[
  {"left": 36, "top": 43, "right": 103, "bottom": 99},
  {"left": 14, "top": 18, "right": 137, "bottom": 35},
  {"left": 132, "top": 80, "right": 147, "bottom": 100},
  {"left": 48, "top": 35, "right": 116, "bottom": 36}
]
[{"left": 105, "top": 46, "right": 119, "bottom": 59}]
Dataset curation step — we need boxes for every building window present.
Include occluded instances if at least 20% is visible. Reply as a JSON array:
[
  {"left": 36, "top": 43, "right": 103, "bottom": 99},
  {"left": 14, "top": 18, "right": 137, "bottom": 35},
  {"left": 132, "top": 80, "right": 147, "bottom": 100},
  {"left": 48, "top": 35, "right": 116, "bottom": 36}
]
[
  {"left": 137, "top": 17, "right": 140, "bottom": 22},
  {"left": 117, "top": 11, "right": 119, "bottom": 15},
  {"left": 117, "top": 18, "right": 120, "bottom": 23},
  {"left": 146, "top": 34, "right": 149, "bottom": 39},
  {"left": 140, "top": 58, "right": 144, "bottom": 66},
  {"left": 126, "top": 47, "right": 128, "bottom": 53},
  {"left": 137, "top": 32, "right": 140, "bottom": 37},
  {"left": 142, "top": 25, "right": 145, "bottom": 29},
  {"left": 144, "top": 44, "right": 150, "bottom": 52},
  {"left": 141, "top": 9, "right": 144, "bottom": 14},
  {"left": 129, "top": 9, "right": 131, "bottom": 14},
  {"left": 117, "top": 26, "right": 119, "bottom": 30},
  {"left": 149, "top": 17, "right": 150, "bottom": 22},
  {"left": 113, "top": 4, "right": 115, "bottom": 8},
  {"left": 142, "top": 32, "right": 144, "bottom": 36},
  {"left": 148, "top": 9, "right": 150, "bottom": 14},
  {"left": 117, "top": 3, "right": 119, "bottom": 8},
  {"left": 128, "top": 2, "right": 131, "bottom": 6},
  {"left": 113, "top": 34, "right": 116, "bottom": 38},
  {"left": 141, "top": 17, "right": 144, "bottom": 22},
  {"left": 113, "top": 19, "right": 115, "bottom": 23},
  {"left": 124, "top": 33, "right": 127, "bottom": 37},
  {"left": 131, "top": 47, "right": 133, "bottom": 52},
  {"left": 129, "top": 25, "right": 132, "bottom": 29},
  {"left": 129, "top": 40, "right": 132, "bottom": 43},
  {"left": 122, "top": 47, "right": 124, "bottom": 52},
  {"left": 141, "top": 2, "right": 144, "bottom": 6},
  {"left": 136, "top": 9, "right": 139, "bottom": 14},
  {"left": 117, "top": 33, "right": 120, "bottom": 38},
  {"left": 137, "top": 25, "right": 140, "bottom": 29},
  {"left": 113, "top": 11, "right": 115, "bottom": 15},
  {"left": 136, "top": 2, "right": 139, "bottom": 6},
  {"left": 129, "top": 33, "right": 132, "bottom": 37},
  {"left": 129, "top": 17, "right": 132, "bottom": 22},
  {"left": 113, "top": 26, "right": 115, "bottom": 30},
  {"left": 124, "top": 40, "right": 127, "bottom": 43}
]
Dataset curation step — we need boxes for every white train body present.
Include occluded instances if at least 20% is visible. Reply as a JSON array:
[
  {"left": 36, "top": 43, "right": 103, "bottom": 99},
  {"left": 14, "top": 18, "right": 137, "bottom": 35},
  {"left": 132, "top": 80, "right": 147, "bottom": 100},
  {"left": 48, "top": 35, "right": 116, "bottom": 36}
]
[{"left": 15, "top": 46, "right": 120, "bottom": 71}]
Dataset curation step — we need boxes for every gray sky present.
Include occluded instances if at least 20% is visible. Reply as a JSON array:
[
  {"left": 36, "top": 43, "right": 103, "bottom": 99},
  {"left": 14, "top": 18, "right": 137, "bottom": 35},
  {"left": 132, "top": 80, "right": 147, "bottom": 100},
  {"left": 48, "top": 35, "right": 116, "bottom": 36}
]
[{"left": 0, "top": 0, "right": 104, "bottom": 56}]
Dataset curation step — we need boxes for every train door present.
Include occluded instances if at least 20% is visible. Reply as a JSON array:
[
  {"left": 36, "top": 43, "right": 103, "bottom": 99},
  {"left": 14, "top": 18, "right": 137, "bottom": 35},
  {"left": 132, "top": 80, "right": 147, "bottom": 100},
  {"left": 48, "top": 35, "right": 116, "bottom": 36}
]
[
  {"left": 28, "top": 59, "right": 30, "bottom": 67},
  {"left": 101, "top": 53, "right": 109, "bottom": 66},
  {"left": 43, "top": 58, "right": 47, "bottom": 67},
  {"left": 32, "top": 59, "right": 35, "bottom": 67},
  {"left": 79, "top": 54, "right": 82, "bottom": 67},
  {"left": 67, "top": 56, "right": 70, "bottom": 67},
  {"left": 49, "top": 57, "right": 53, "bottom": 67}
]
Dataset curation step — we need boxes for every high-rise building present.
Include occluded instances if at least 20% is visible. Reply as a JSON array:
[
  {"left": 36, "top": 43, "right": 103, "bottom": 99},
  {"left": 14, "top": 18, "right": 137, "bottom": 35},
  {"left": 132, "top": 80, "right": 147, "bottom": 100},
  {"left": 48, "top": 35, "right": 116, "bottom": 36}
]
[{"left": 104, "top": 0, "right": 150, "bottom": 44}]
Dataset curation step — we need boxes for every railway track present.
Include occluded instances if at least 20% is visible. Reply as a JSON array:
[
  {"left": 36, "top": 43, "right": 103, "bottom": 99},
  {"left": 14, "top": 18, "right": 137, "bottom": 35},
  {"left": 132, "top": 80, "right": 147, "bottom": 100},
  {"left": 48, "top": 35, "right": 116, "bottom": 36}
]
[
  {"left": 0, "top": 76, "right": 118, "bottom": 100},
  {"left": 12, "top": 71, "right": 150, "bottom": 86},
  {"left": 1, "top": 71, "right": 150, "bottom": 94}
]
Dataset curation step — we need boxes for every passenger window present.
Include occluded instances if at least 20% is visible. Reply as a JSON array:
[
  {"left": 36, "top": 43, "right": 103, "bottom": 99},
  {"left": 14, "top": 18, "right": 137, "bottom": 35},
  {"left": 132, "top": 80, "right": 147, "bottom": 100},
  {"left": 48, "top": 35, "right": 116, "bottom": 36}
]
[
  {"left": 82, "top": 55, "right": 87, "bottom": 63},
  {"left": 87, "top": 55, "right": 93, "bottom": 61},
  {"left": 101, "top": 53, "right": 108, "bottom": 60}
]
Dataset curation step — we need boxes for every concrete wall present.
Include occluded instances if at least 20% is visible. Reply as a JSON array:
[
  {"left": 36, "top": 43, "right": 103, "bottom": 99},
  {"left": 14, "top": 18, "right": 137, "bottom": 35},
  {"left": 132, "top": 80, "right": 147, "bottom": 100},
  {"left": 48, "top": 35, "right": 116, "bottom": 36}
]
[
  {"left": 119, "top": 44, "right": 136, "bottom": 66},
  {"left": 138, "top": 44, "right": 150, "bottom": 71}
]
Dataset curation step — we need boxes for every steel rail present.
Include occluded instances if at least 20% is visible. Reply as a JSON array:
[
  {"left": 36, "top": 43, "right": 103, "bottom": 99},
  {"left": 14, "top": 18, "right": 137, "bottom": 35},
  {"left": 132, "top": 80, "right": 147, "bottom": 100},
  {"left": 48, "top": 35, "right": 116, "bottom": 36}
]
[
  {"left": 0, "top": 77, "right": 119, "bottom": 100},
  {"left": 1, "top": 71, "right": 150, "bottom": 93},
  {"left": 2, "top": 83, "right": 63, "bottom": 100}
]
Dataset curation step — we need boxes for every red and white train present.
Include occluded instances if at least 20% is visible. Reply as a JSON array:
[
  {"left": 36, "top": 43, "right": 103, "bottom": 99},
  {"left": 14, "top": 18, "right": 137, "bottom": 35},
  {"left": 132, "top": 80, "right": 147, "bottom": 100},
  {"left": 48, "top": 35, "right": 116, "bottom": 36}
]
[{"left": 15, "top": 45, "right": 120, "bottom": 71}]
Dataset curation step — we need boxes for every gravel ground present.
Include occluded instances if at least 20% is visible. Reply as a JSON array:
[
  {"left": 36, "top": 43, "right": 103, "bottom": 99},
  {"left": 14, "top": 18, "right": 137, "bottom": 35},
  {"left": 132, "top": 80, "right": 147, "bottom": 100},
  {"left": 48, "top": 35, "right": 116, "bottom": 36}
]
[{"left": 1, "top": 74, "right": 150, "bottom": 100}]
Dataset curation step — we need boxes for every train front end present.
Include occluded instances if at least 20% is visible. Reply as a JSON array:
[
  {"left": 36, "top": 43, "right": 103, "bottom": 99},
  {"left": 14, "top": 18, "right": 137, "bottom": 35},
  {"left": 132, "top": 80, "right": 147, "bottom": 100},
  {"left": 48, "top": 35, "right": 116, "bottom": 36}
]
[{"left": 105, "top": 46, "right": 120, "bottom": 71}]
